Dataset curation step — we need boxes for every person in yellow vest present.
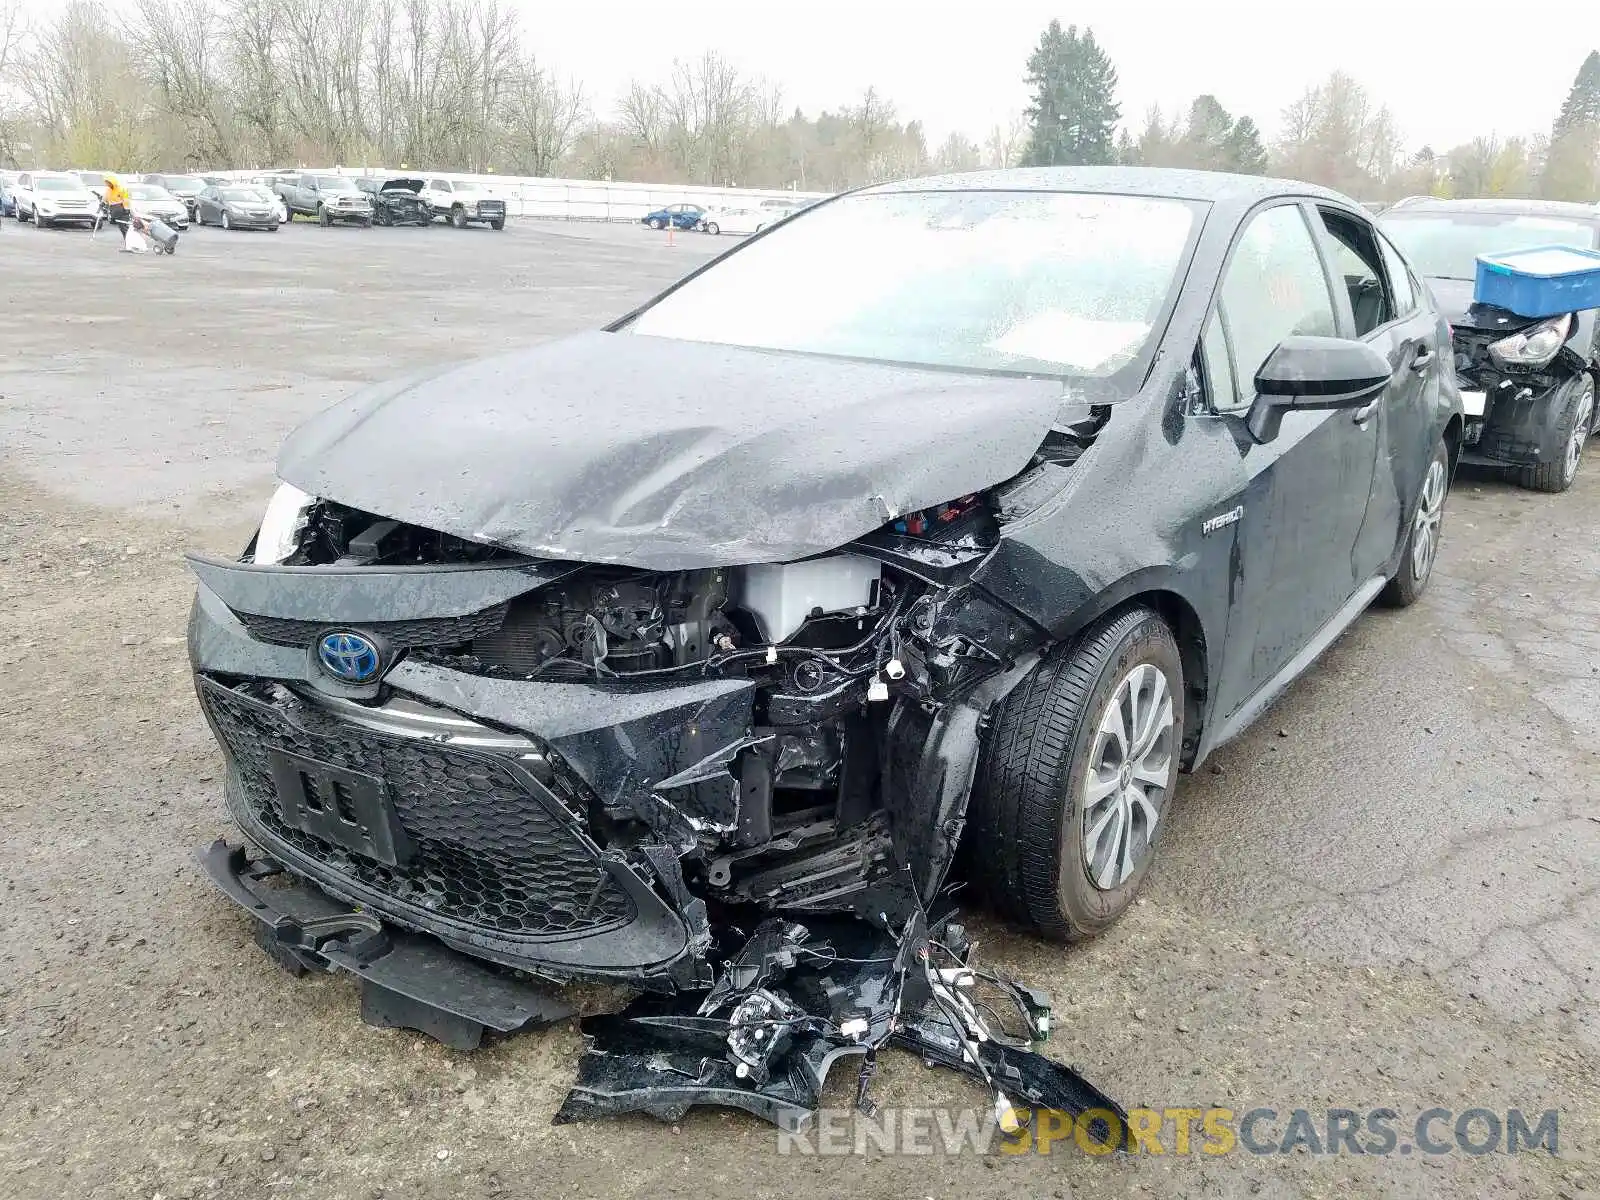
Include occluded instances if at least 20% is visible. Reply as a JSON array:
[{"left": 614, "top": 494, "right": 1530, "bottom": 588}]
[{"left": 103, "top": 174, "right": 131, "bottom": 231}]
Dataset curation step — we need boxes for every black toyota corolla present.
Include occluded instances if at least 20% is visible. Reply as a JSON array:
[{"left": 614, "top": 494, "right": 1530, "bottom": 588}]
[{"left": 188, "top": 168, "right": 1460, "bottom": 1125}]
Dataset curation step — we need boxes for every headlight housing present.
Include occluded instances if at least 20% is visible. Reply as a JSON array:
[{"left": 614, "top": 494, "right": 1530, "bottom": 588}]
[
  {"left": 254, "top": 482, "right": 315, "bottom": 565},
  {"left": 1489, "top": 314, "right": 1573, "bottom": 368}
]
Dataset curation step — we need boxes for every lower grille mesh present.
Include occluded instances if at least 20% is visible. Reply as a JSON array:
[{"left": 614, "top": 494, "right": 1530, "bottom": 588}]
[{"left": 200, "top": 679, "right": 632, "bottom": 939}]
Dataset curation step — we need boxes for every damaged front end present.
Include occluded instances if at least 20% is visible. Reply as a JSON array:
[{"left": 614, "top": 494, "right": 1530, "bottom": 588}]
[
  {"left": 189, "top": 460, "right": 1122, "bottom": 1135},
  {"left": 1450, "top": 301, "right": 1594, "bottom": 466}
]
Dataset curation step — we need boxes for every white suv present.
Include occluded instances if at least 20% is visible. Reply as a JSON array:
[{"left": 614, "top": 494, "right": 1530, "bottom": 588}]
[{"left": 15, "top": 171, "right": 100, "bottom": 228}]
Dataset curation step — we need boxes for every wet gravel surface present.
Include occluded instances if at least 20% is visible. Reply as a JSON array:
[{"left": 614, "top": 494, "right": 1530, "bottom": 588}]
[{"left": 1, "top": 215, "right": 1596, "bottom": 1199}]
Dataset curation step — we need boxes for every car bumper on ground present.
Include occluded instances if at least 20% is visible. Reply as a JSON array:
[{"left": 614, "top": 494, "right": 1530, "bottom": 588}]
[{"left": 196, "top": 838, "right": 575, "bottom": 1048}]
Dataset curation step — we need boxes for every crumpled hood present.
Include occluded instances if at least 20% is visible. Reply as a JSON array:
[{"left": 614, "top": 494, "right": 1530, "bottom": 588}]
[{"left": 277, "top": 331, "right": 1065, "bottom": 569}]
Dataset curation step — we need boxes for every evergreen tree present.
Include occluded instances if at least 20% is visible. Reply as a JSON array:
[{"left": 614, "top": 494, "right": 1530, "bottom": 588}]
[
  {"left": 1020, "top": 21, "right": 1121, "bottom": 167},
  {"left": 1542, "top": 50, "right": 1600, "bottom": 200},
  {"left": 1225, "top": 115, "right": 1268, "bottom": 174},
  {"left": 1552, "top": 50, "right": 1600, "bottom": 137},
  {"left": 1180, "top": 95, "right": 1234, "bottom": 167}
]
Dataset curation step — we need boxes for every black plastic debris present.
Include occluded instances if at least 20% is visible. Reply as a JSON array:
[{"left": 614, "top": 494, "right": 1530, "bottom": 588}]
[{"left": 553, "top": 882, "right": 1126, "bottom": 1144}]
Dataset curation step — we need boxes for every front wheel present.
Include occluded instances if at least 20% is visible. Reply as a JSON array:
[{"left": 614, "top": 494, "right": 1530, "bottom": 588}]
[
  {"left": 450, "top": 207, "right": 467, "bottom": 229},
  {"left": 1518, "top": 376, "right": 1594, "bottom": 494},
  {"left": 1381, "top": 437, "right": 1450, "bottom": 607},
  {"left": 221, "top": 211, "right": 231, "bottom": 230},
  {"left": 967, "top": 606, "right": 1184, "bottom": 941},
  {"left": 490, "top": 218, "right": 504, "bottom": 230},
  {"left": 318, "top": 206, "right": 331, "bottom": 227},
  {"left": 704, "top": 222, "right": 720, "bottom": 235}
]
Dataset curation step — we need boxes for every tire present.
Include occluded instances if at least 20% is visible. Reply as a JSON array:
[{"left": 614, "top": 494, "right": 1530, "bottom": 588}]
[
  {"left": 490, "top": 218, "right": 504, "bottom": 230},
  {"left": 318, "top": 206, "right": 331, "bottom": 227},
  {"left": 193, "top": 207, "right": 204, "bottom": 227},
  {"left": 705, "top": 222, "right": 720, "bottom": 235},
  {"left": 649, "top": 217, "right": 665, "bottom": 230},
  {"left": 1381, "top": 438, "right": 1450, "bottom": 607},
  {"left": 269, "top": 222, "right": 279, "bottom": 232},
  {"left": 222, "top": 211, "right": 231, "bottom": 230},
  {"left": 1517, "top": 376, "right": 1594, "bottom": 493},
  {"left": 967, "top": 606, "right": 1184, "bottom": 941},
  {"left": 362, "top": 217, "right": 372, "bottom": 228},
  {"left": 450, "top": 207, "right": 467, "bottom": 229}
]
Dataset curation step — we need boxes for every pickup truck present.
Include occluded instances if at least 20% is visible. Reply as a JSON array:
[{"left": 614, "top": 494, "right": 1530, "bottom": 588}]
[
  {"left": 417, "top": 177, "right": 506, "bottom": 229},
  {"left": 275, "top": 173, "right": 373, "bottom": 226}
]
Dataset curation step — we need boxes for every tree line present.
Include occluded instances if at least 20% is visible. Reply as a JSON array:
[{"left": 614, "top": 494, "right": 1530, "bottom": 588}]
[{"left": 1, "top": 1, "right": 1596, "bottom": 203}]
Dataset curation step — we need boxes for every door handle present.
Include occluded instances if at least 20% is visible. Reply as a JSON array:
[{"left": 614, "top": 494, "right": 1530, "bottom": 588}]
[{"left": 1408, "top": 345, "right": 1435, "bottom": 373}]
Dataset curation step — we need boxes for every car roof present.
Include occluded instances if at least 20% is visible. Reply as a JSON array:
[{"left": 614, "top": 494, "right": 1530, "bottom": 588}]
[
  {"left": 861, "top": 166, "right": 1363, "bottom": 214},
  {"left": 1383, "top": 196, "right": 1600, "bottom": 223}
]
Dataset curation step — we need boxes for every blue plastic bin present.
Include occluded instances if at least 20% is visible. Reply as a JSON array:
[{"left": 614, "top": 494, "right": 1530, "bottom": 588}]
[{"left": 1473, "top": 244, "right": 1600, "bottom": 319}]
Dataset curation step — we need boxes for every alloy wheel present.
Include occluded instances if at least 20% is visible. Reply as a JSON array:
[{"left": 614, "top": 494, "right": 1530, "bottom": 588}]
[
  {"left": 1410, "top": 456, "right": 1447, "bottom": 581},
  {"left": 1565, "top": 385, "right": 1594, "bottom": 485},
  {"left": 1081, "top": 662, "right": 1176, "bottom": 890}
]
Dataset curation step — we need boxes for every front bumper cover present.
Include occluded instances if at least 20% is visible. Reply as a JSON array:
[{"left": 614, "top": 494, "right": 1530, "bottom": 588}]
[{"left": 198, "top": 839, "right": 573, "bottom": 1048}]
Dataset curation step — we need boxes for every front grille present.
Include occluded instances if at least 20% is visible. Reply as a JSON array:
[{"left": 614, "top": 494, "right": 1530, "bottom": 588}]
[
  {"left": 200, "top": 678, "right": 634, "bottom": 940},
  {"left": 233, "top": 603, "right": 508, "bottom": 649}
]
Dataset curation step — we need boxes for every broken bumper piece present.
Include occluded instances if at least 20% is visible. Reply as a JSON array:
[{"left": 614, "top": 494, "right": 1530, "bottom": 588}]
[
  {"left": 197, "top": 839, "right": 573, "bottom": 1049},
  {"left": 554, "top": 899, "right": 1128, "bottom": 1146}
]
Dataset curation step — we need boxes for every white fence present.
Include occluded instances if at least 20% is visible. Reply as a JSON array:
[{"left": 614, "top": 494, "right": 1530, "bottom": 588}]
[{"left": 218, "top": 166, "right": 833, "bottom": 222}]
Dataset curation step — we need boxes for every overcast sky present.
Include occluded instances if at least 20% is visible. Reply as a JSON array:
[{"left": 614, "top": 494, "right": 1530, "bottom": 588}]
[
  {"left": 519, "top": 0, "right": 1586, "bottom": 151},
  {"left": 12, "top": 0, "right": 1590, "bottom": 149}
]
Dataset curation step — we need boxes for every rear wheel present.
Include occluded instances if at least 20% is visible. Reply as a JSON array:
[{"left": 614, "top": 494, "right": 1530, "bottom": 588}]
[
  {"left": 1518, "top": 376, "right": 1594, "bottom": 493},
  {"left": 967, "top": 606, "right": 1183, "bottom": 941},
  {"left": 705, "top": 221, "right": 720, "bottom": 235},
  {"left": 1381, "top": 438, "right": 1450, "bottom": 607},
  {"left": 450, "top": 207, "right": 467, "bottom": 229}
]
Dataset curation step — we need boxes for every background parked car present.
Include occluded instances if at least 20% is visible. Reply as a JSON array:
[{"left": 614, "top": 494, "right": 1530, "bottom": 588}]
[
  {"left": 274, "top": 173, "right": 373, "bottom": 226},
  {"left": 193, "top": 183, "right": 281, "bottom": 230},
  {"left": 356, "top": 177, "right": 433, "bottom": 226},
  {"left": 641, "top": 202, "right": 704, "bottom": 230},
  {"left": 125, "top": 181, "right": 191, "bottom": 231},
  {"left": 699, "top": 207, "right": 767, "bottom": 236},
  {"left": 14, "top": 171, "right": 99, "bottom": 227},
  {"left": 245, "top": 177, "right": 290, "bottom": 224},
  {"left": 417, "top": 177, "right": 505, "bottom": 229},
  {"left": 1382, "top": 197, "right": 1600, "bottom": 492},
  {"left": 74, "top": 170, "right": 117, "bottom": 202},
  {"left": 140, "top": 174, "right": 205, "bottom": 220},
  {"left": 0, "top": 170, "right": 17, "bottom": 217}
]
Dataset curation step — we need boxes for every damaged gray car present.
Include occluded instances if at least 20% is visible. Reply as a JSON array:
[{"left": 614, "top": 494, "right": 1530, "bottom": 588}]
[{"left": 189, "top": 168, "right": 1460, "bottom": 1135}]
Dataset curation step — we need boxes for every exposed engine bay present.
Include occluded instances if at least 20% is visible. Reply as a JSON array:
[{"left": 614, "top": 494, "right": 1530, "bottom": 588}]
[{"left": 188, "top": 408, "right": 1122, "bottom": 1137}]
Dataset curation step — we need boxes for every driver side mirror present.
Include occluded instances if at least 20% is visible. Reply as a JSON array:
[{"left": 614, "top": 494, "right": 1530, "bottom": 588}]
[{"left": 1246, "top": 336, "right": 1393, "bottom": 443}]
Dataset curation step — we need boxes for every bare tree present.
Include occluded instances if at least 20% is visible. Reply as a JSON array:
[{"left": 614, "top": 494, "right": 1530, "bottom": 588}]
[
  {"left": 135, "top": 0, "right": 233, "bottom": 166},
  {"left": 1272, "top": 71, "right": 1399, "bottom": 196},
  {"left": 505, "top": 56, "right": 585, "bottom": 176}
]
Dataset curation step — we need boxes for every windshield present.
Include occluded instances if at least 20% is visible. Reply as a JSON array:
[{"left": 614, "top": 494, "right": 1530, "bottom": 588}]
[
  {"left": 127, "top": 185, "right": 167, "bottom": 200},
  {"left": 313, "top": 175, "right": 358, "bottom": 193},
  {"left": 163, "top": 176, "right": 201, "bottom": 192},
  {"left": 76, "top": 172, "right": 102, "bottom": 186},
  {"left": 36, "top": 177, "right": 83, "bottom": 193},
  {"left": 221, "top": 188, "right": 262, "bottom": 202},
  {"left": 627, "top": 190, "right": 1201, "bottom": 381},
  {"left": 1382, "top": 211, "right": 1600, "bottom": 280}
]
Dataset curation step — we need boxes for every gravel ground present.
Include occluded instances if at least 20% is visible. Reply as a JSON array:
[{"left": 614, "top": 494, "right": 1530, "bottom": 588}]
[{"left": 0, "top": 215, "right": 1596, "bottom": 1200}]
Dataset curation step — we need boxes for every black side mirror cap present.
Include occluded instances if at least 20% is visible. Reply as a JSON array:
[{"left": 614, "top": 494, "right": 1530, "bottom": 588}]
[{"left": 1246, "top": 336, "right": 1392, "bottom": 443}]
